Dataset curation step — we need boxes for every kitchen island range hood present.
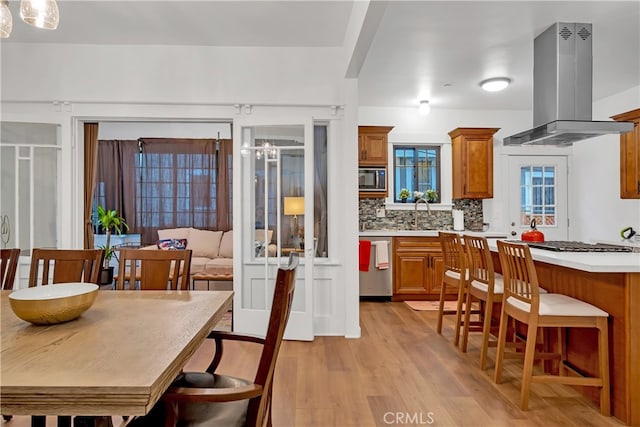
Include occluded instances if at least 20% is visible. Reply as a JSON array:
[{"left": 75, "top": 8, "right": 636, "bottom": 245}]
[{"left": 504, "top": 22, "right": 633, "bottom": 146}]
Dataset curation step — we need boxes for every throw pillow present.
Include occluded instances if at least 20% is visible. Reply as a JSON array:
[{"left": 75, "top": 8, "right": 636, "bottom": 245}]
[
  {"left": 188, "top": 228, "right": 223, "bottom": 258},
  {"left": 156, "top": 238, "right": 188, "bottom": 250},
  {"left": 157, "top": 227, "right": 191, "bottom": 241},
  {"left": 218, "top": 230, "right": 233, "bottom": 258}
]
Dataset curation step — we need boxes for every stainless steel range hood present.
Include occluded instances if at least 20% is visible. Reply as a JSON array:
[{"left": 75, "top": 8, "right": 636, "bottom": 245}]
[{"left": 504, "top": 22, "right": 633, "bottom": 146}]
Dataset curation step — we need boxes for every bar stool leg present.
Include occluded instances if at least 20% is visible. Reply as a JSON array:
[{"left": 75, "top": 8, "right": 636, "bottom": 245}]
[
  {"left": 461, "top": 288, "right": 473, "bottom": 352},
  {"left": 597, "top": 317, "right": 611, "bottom": 416},
  {"left": 436, "top": 281, "right": 447, "bottom": 334},
  {"left": 520, "top": 321, "right": 539, "bottom": 411},
  {"left": 478, "top": 295, "right": 494, "bottom": 369},
  {"left": 493, "top": 305, "right": 510, "bottom": 384},
  {"left": 453, "top": 281, "right": 465, "bottom": 347}
]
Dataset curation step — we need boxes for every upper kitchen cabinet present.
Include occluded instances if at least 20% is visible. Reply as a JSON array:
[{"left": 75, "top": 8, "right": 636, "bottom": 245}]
[
  {"left": 358, "top": 126, "right": 393, "bottom": 166},
  {"left": 611, "top": 108, "right": 640, "bottom": 199},
  {"left": 449, "top": 127, "right": 500, "bottom": 199}
]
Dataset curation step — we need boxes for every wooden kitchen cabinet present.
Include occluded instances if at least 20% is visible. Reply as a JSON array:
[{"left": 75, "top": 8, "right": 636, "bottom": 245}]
[
  {"left": 449, "top": 127, "right": 499, "bottom": 199},
  {"left": 612, "top": 108, "right": 640, "bottom": 199},
  {"left": 392, "top": 236, "right": 449, "bottom": 301},
  {"left": 358, "top": 126, "right": 393, "bottom": 166}
]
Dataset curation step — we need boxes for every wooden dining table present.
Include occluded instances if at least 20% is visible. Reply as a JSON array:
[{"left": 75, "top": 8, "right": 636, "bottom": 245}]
[{"left": 0, "top": 289, "right": 233, "bottom": 422}]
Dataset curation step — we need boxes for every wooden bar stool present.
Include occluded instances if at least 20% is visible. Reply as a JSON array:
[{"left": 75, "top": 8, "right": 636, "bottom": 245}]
[
  {"left": 494, "top": 240, "right": 610, "bottom": 415},
  {"left": 461, "top": 235, "right": 503, "bottom": 367},
  {"left": 437, "top": 232, "right": 478, "bottom": 346}
]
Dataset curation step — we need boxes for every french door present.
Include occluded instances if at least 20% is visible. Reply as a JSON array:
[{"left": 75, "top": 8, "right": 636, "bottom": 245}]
[
  {"left": 234, "top": 120, "right": 315, "bottom": 341},
  {"left": 508, "top": 155, "right": 568, "bottom": 241}
]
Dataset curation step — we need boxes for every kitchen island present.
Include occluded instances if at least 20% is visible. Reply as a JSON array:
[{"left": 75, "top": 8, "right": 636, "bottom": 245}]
[{"left": 486, "top": 241, "right": 640, "bottom": 426}]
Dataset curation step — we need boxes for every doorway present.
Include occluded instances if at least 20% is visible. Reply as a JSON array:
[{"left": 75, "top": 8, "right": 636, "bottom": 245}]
[{"left": 507, "top": 155, "right": 569, "bottom": 241}]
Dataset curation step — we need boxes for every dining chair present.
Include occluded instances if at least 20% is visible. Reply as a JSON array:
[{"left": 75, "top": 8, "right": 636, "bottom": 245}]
[
  {"left": 437, "top": 232, "right": 478, "bottom": 346},
  {"left": 29, "top": 248, "right": 104, "bottom": 287},
  {"left": 0, "top": 249, "right": 19, "bottom": 424},
  {"left": 115, "top": 248, "right": 192, "bottom": 290},
  {"left": 1, "top": 248, "right": 20, "bottom": 290},
  {"left": 494, "top": 240, "right": 610, "bottom": 414},
  {"left": 22, "top": 248, "right": 104, "bottom": 426},
  {"left": 127, "top": 253, "right": 299, "bottom": 427}
]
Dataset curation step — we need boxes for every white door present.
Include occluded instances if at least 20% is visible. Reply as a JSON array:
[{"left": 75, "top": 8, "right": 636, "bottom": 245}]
[
  {"left": 1, "top": 122, "right": 61, "bottom": 288},
  {"left": 234, "top": 121, "right": 314, "bottom": 341},
  {"left": 508, "top": 155, "right": 568, "bottom": 241}
]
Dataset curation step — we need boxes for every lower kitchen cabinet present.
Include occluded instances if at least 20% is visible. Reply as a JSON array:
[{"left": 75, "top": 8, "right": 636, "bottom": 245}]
[{"left": 392, "top": 236, "right": 450, "bottom": 301}]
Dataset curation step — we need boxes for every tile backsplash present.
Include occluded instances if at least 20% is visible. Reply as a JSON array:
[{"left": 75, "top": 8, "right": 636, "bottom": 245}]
[{"left": 359, "top": 198, "right": 483, "bottom": 231}]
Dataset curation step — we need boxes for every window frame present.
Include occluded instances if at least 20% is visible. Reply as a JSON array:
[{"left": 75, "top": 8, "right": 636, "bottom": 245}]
[{"left": 392, "top": 144, "right": 442, "bottom": 203}]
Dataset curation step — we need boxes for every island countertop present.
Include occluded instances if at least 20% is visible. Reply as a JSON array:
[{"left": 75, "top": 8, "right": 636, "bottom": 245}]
[
  {"left": 359, "top": 229, "right": 509, "bottom": 239},
  {"left": 486, "top": 240, "right": 640, "bottom": 273},
  {"left": 360, "top": 232, "right": 640, "bottom": 273}
]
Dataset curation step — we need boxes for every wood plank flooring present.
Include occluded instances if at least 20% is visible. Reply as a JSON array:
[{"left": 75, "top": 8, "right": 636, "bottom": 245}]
[{"left": 6, "top": 301, "right": 624, "bottom": 426}]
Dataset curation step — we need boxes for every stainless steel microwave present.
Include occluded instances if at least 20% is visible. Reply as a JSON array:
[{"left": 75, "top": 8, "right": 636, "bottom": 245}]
[{"left": 358, "top": 167, "right": 386, "bottom": 192}]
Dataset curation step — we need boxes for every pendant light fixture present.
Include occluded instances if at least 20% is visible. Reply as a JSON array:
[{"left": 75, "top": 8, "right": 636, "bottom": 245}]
[
  {"left": 0, "top": 0, "right": 12, "bottom": 38},
  {"left": 20, "top": 0, "right": 59, "bottom": 30}
]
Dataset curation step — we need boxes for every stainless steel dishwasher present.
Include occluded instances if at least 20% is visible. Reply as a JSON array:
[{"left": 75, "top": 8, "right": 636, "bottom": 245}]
[{"left": 359, "top": 237, "right": 392, "bottom": 297}]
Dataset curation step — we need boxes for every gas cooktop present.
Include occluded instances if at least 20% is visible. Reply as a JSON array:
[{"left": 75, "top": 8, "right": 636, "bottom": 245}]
[{"left": 523, "top": 241, "right": 633, "bottom": 253}]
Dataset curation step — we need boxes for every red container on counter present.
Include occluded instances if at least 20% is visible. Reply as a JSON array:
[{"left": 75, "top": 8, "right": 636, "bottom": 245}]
[{"left": 521, "top": 219, "right": 545, "bottom": 242}]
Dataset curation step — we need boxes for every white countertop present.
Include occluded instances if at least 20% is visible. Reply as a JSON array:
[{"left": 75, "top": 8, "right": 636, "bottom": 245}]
[
  {"left": 359, "top": 231, "right": 640, "bottom": 273},
  {"left": 486, "top": 240, "right": 640, "bottom": 273},
  {"left": 359, "top": 229, "right": 509, "bottom": 238}
]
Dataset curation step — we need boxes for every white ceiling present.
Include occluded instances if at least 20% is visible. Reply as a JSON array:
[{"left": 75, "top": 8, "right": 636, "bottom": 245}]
[{"left": 3, "top": 1, "right": 639, "bottom": 111}]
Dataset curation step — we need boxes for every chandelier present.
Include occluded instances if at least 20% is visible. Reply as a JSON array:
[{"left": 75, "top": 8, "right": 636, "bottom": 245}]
[{"left": 1, "top": 0, "right": 60, "bottom": 38}]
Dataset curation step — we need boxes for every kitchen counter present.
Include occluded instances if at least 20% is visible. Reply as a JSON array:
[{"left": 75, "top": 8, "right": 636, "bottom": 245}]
[
  {"left": 488, "top": 241, "right": 640, "bottom": 425},
  {"left": 486, "top": 240, "right": 640, "bottom": 273},
  {"left": 359, "top": 229, "right": 508, "bottom": 238}
]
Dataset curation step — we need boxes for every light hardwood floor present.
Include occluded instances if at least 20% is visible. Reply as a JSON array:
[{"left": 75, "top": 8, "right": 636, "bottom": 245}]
[{"left": 6, "top": 301, "right": 623, "bottom": 426}]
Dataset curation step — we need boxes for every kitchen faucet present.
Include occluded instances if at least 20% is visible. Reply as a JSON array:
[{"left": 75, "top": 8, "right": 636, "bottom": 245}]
[{"left": 414, "top": 198, "right": 431, "bottom": 229}]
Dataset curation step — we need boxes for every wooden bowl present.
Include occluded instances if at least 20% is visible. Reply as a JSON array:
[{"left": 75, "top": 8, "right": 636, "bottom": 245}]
[{"left": 9, "top": 283, "right": 99, "bottom": 325}]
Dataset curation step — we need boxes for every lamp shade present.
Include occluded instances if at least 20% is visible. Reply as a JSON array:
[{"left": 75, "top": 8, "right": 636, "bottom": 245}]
[
  {"left": 20, "top": 0, "right": 59, "bottom": 30},
  {"left": 284, "top": 197, "right": 304, "bottom": 216}
]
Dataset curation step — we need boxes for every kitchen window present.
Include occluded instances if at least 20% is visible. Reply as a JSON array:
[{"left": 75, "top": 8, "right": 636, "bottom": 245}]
[{"left": 393, "top": 145, "right": 441, "bottom": 203}]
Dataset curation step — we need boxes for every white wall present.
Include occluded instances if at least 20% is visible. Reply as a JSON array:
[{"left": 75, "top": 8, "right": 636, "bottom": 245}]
[
  {"left": 1, "top": 43, "right": 345, "bottom": 105},
  {"left": 571, "top": 86, "right": 640, "bottom": 243},
  {"left": 98, "top": 122, "right": 232, "bottom": 139}
]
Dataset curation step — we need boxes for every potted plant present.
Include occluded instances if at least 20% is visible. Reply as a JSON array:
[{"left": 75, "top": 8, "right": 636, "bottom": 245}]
[
  {"left": 399, "top": 188, "right": 411, "bottom": 202},
  {"left": 424, "top": 189, "right": 438, "bottom": 203},
  {"left": 96, "top": 205, "right": 129, "bottom": 285}
]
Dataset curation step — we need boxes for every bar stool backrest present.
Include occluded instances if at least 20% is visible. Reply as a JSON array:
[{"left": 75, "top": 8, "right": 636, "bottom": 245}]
[{"left": 496, "top": 240, "right": 541, "bottom": 314}]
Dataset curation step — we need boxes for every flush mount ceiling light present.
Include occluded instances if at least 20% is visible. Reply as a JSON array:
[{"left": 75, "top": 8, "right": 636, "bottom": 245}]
[
  {"left": 480, "top": 77, "right": 511, "bottom": 92},
  {"left": 418, "top": 100, "right": 431, "bottom": 116},
  {"left": 20, "top": 0, "right": 59, "bottom": 30}
]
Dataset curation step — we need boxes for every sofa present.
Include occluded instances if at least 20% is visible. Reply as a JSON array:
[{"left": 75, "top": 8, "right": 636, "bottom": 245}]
[
  {"left": 144, "top": 227, "right": 275, "bottom": 279},
  {"left": 144, "top": 227, "right": 233, "bottom": 278}
]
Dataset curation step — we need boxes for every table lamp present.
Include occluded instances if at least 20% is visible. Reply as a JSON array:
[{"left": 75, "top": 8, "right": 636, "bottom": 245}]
[{"left": 284, "top": 197, "right": 304, "bottom": 246}]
